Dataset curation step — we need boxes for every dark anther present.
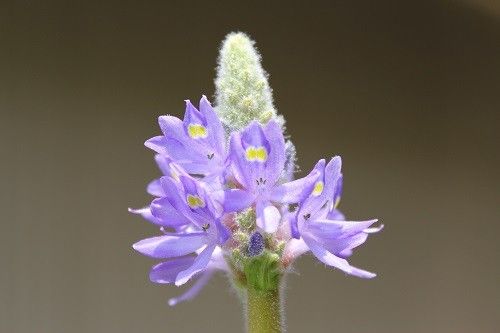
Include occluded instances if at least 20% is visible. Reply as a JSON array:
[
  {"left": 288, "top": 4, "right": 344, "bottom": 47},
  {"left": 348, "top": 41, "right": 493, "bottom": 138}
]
[
  {"left": 303, "top": 213, "right": 311, "bottom": 220},
  {"left": 202, "top": 223, "right": 210, "bottom": 231},
  {"left": 256, "top": 177, "right": 267, "bottom": 185},
  {"left": 320, "top": 200, "right": 329, "bottom": 210},
  {"left": 207, "top": 153, "right": 215, "bottom": 159}
]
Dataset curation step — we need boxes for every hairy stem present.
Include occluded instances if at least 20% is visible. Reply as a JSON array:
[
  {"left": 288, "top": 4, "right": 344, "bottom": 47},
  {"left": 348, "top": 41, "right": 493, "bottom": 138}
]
[{"left": 246, "top": 286, "right": 283, "bottom": 333}]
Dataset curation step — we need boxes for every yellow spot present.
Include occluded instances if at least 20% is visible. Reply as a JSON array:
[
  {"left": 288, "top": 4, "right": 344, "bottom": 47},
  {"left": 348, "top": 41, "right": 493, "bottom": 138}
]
[
  {"left": 187, "top": 194, "right": 205, "bottom": 208},
  {"left": 188, "top": 124, "right": 207, "bottom": 139},
  {"left": 312, "top": 181, "right": 324, "bottom": 196},
  {"left": 245, "top": 146, "right": 268, "bottom": 162}
]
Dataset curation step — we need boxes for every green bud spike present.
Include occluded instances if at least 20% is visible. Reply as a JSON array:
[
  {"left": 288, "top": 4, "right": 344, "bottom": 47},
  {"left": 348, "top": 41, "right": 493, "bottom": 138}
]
[{"left": 215, "top": 32, "right": 284, "bottom": 131}]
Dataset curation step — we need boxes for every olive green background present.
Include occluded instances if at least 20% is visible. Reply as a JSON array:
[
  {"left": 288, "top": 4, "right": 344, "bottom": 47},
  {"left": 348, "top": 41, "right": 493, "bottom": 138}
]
[{"left": 1, "top": 1, "right": 499, "bottom": 332}]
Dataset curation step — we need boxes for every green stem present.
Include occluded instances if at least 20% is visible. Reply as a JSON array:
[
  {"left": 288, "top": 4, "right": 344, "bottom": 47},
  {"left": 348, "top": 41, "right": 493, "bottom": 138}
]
[{"left": 247, "top": 287, "right": 283, "bottom": 333}]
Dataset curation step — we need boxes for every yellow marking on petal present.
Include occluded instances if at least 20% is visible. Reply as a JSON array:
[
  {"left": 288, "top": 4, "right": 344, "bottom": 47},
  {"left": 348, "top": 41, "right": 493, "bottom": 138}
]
[
  {"left": 312, "top": 181, "right": 324, "bottom": 196},
  {"left": 186, "top": 194, "right": 205, "bottom": 208},
  {"left": 187, "top": 124, "right": 208, "bottom": 139},
  {"left": 245, "top": 146, "right": 268, "bottom": 162}
]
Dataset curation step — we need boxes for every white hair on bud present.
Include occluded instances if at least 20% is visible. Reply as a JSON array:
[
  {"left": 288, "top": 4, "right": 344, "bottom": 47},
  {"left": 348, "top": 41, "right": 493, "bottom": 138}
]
[{"left": 214, "top": 32, "right": 284, "bottom": 132}]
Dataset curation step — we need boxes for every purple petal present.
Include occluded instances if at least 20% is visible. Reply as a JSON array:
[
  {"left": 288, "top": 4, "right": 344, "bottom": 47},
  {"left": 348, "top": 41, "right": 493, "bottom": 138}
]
[
  {"left": 364, "top": 224, "right": 384, "bottom": 234},
  {"left": 215, "top": 219, "right": 231, "bottom": 244},
  {"left": 290, "top": 211, "right": 300, "bottom": 239},
  {"left": 144, "top": 136, "right": 169, "bottom": 155},
  {"left": 175, "top": 244, "right": 216, "bottom": 286},
  {"left": 159, "top": 115, "right": 189, "bottom": 142},
  {"left": 161, "top": 137, "right": 206, "bottom": 165},
  {"left": 154, "top": 154, "right": 188, "bottom": 179},
  {"left": 147, "top": 179, "right": 164, "bottom": 196},
  {"left": 271, "top": 168, "right": 320, "bottom": 204},
  {"left": 333, "top": 174, "right": 343, "bottom": 206},
  {"left": 262, "top": 120, "right": 286, "bottom": 184},
  {"left": 169, "top": 270, "right": 214, "bottom": 306},
  {"left": 150, "top": 197, "right": 191, "bottom": 227},
  {"left": 304, "top": 236, "right": 376, "bottom": 279},
  {"left": 338, "top": 249, "right": 353, "bottom": 258},
  {"left": 241, "top": 121, "right": 269, "bottom": 147},
  {"left": 308, "top": 219, "right": 379, "bottom": 239},
  {"left": 149, "top": 257, "right": 196, "bottom": 283},
  {"left": 327, "top": 209, "right": 345, "bottom": 221},
  {"left": 183, "top": 100, "right": 205, "bottom": 127},
  {"left": 228, "top": 132, "right": 252, "bottom": 188},
  {"left": 128, "top": 207, "right": 160, "bottom": 225},
  {"left": 323, "top": 156, "right": 342, "bottom": 200},
  {"left": 199, "top": 95, "right": 225, "bottom": 156},
  {"left": 222, "top": 189, "right": 255, "bottom": 212},
  {"left": 154, "top": 154, "right": 172, "bottom": 175},
  {"left": 159, "top": 177, "right": 189, "bottom": 214},
  {"left": 133, "top": 233, "right": 208, "bottom": 259},
  {"left": 319, "top": 233, "right": 369, "bottom": 255}
]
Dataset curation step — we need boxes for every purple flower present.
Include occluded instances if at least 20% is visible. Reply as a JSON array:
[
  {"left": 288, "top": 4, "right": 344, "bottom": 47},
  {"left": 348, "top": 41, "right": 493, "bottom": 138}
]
[
  {"left": 130, "top": 95, "right": 382, "bottom": 307},
  {"left": 128, "top": 155, "right": 188, "bottom": 226},
  {"left": 145, "top": 96, "right": 227, "bottom": 179},
  {"left": 285, "top": 156, "right": 383, "bottom": 278},
  {"left": 133, "top": 174, "right": 229, "bottom": 286},
  {"left": 223, "top": 120, "right": 318, "bottom": 233}
]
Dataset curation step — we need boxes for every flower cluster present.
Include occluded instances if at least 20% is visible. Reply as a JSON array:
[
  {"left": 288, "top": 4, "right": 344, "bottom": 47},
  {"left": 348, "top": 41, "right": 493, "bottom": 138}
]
[{"left": 131, "top": 96, "right": 382, "bottom": 305}]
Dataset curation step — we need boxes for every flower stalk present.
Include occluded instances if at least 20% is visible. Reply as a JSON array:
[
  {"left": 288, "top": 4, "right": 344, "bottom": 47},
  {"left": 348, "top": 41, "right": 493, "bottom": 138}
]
[{"left": 247, "top": 286, "right": 283, "bottom": 333}]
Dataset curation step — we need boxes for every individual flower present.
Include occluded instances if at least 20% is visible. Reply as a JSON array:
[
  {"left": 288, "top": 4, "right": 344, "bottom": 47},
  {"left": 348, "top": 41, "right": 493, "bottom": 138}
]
[
  {"left": 284, "top": 156, "right": 383, "bottom": 278},
  {"left": 223, "top": 120, "right": 318, "bottom": 233},
  {"left": 145, "top": 96, "right": 227, "bottom": 179},
  {"left": 133, "top": 174, "right": 229, "bottom": 286},
  {"left": 128, "top": 154, "right": 186, "bottom": 225}
]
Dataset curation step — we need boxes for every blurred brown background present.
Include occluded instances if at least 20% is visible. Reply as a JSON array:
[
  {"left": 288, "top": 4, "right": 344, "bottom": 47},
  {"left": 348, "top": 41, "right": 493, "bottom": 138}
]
[{"left": 1, "top": 1, "right": 499, "bottom": 332}]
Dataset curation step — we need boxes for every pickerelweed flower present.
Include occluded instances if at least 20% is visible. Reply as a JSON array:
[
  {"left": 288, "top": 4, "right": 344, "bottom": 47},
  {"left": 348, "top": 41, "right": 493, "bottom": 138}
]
[{"left": 131, "top": 32, "right": 382, "bottom": 333}]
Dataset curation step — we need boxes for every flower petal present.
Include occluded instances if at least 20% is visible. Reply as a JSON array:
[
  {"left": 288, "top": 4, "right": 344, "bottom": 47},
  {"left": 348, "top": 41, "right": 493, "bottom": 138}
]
[
  {"left": 147, "top": 179, "right": 164, "bottom": 196},
  {"left": 262, "top": 120, "right": 286, "bottom": 184},
  {"left": 150, "top": 197, "right": 191, "bottom": 227},
  {"left": 323, "top": 156, "right": 342, "bottom": 201},
  {"left": 222, "top": 189, "right": 255, "bottom": 212},
  {"left": 128, "top": 207, "right": 160, "bottom": 225},
  {"left": 304, "top": 236, "right": 376, "bottom": 279},
  {"left": 133, "top": 233, "right": 208, "bottom": 259},
  {"left": 144, "top": 136, "right": 169, "bottom": 155},
  {"left": 319, "top": 233, "right": 370, "bottom": 255},
  {"left": 326, "top": 209, "right": 345, "bottom": 221},
  {"left": 228, "top": 132, "right": 252, "bottom": 188},
  {"left": 364, "top": 224, "right": 384, "bottom": 234},
  {"left": 200, "top": 95, "right": 225, "bottom": 156},
  {"left": 308, "top": 219, "right": 379, "bottom": 238},
  {"left": 149, "top": 257, "right": 196, "bottom": 284},
  {"left": 169, "top": 269, "right": 214, "bottom": 306},
  {"left": 271, "top": 169, "right": 320, "bottom": 204},
  {"left": 175, "top": 244, "right": 216, "bottom": 286}
]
